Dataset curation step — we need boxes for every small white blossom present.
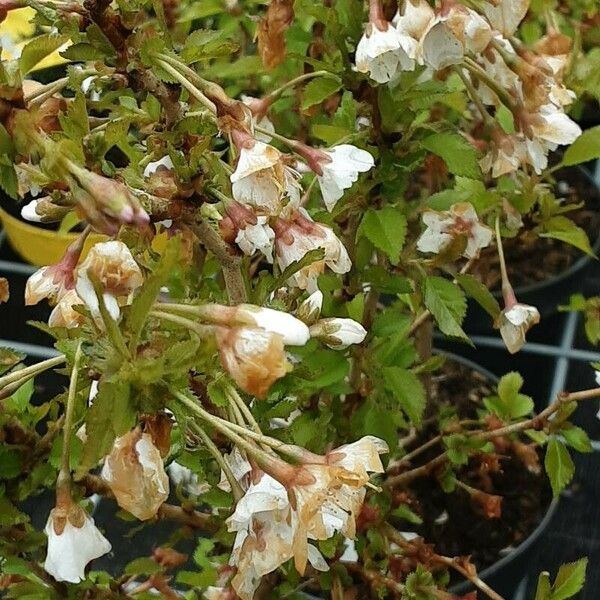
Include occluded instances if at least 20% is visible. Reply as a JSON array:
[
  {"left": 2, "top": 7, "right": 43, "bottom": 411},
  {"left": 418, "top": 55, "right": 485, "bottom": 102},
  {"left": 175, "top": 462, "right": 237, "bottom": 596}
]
[
  {"left": 313, "top": 145, "right": 375, "bottom": 211},
  {"left": 420, "top": 18, "right": 464, "bottom": 70},
  {"left": 297, "top": 290, "right": 324, "bottom": 325},
  {"left": 48, "top": 289, "right": 85, "bottom": 329},
  {"left": 309, "top": 318, "right": 367, "bottom": 349},
  {"left": 394, "top": 0, "right": 435, "bottom": 39},
  {"left": 143, "top": 155, "right": 174, "bottom": 178},
  {"left": 530, "top": 103, "right": 582, "bottom": 147},
  {"left": 44, "top": 505, "right": 111, "bottom": 583},
  {"left": 235, "top": 216, "right": 276, "bottom": 262},
  {"left": 274, "top": 209, "right": 352, "bottom": 291},
  {"left": 233, "top": 304, "right": 311, "bottom": 346},
  {"left": 417, "top": 202, "right": 492, "bottom": 259},
  {"left": 355, "top": 22, "right": 417, "bottom": 84},
  {"left": 482, "top": 0, "right": 529, "bottom": 37},
  {"left": 242, "top": 95, "right": 275, "bottom": 143},
  {"left": 499, "top": 303, "right": 540, "bottom": 354},
  {"left": 21, "top": 198, "right": 43, "bottom": 222}
]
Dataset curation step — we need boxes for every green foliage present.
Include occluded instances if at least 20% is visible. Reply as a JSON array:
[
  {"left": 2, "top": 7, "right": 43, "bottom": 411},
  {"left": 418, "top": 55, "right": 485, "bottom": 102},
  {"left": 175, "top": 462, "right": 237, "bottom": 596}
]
[
  {"left": 421, "top": 132, "right": 482, "bottom": 180},
  {"left": 301, "top": 76, "right": 342, "bottom": 110},
  {"left": 358, "top": 207, "right": 407, "bottom": 265},
  {"left": 383, "top": 367, "right": 426, "bottom": 424},
  {"left": 544, "top": 437, "right": 575, "bottom": 497},
  {"left": 534, "top": 559, "right": 588, "bottom": 600},
  {"left": 423, "top": 276, "right": 468, "bottom": 340},
  {"left": 19, "top": 34, "right": 69, "bottom": 75},
  {"left": 483, "top": 372, "right": 534, "bottom": 420},
  {"left": 456, "top": 273, "right": 501, "bottom": 320},
  {"left": 561, "top": 126, "right": 600, "bottom": 166}
]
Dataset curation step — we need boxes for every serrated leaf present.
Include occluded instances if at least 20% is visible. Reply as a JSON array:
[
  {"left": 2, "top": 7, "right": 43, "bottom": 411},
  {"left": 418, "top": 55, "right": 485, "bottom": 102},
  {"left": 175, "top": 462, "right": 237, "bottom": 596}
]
[
  {"left": 423, "top": 276, "right": 468, "bottom": 340},
  {"left": 561, "top": 126, "right": 600, "bottom": 166},
  {"left": 540, "top": 216, "right": 595, "bottom": 257},
  {"left": 207, "top": 380, "right": 228, "bottom": 407},
  {"left": 124, "top": 557, "right": 162, "bottom": 576},
  {"left": 59, "top": 91, "right": 89, "bottom": 141},
  {"left": 551, "top": 558, "right": 587, "bottom": 600},
  {"left": 60, "top": 42, "right": 106, "bottom": 61},
  {"left": 422, "top": 131, "right": 482, "bottom": 179},
  {"left": 181, "top": 29, "right": 238, "bottom": 62},
  {"left": 19, "top": 34, "right": 68, "bottom": 75},
  {"left": 561, "top": 425, "right": 592, "bottom": 453},
  {"left": 76, "top": 379, "right": 135, "bottom": 478},
  {"left": 383, "top": 366, "right": 426, "bottom": 424},
  {"left": 358, "top": 207, "right": 407, "bottom": 265},
  {"left": 301, "top": 76, "right": 342, "bottom": 110},
  {"left": 456, "top": 273, "right": 501, "bottom": 319},
  {"left": 390, "top": 503, "right": 423, "bottom": 524},
  {"left": 544, "top": 437, "right": 574, "bottom": 497}
]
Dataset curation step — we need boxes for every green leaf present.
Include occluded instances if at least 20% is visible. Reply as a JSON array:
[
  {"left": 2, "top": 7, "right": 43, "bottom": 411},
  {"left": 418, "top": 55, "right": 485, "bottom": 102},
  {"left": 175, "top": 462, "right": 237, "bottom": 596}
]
[
  {"left": 181, "top": 29, "right": 238, "bottom": 63},
  {"left": 76, "top": 379, "right": 135, "bottom": 478},
  {"left": 423, "top": 276, "right": 468, "bottom": 340},
  {"left": 301, "top": 76, "right": 342, "bottom": 110},
  {"left": 59, "top": 91, "right": 89, "bottom": 141},
  {"left": 207, "top": 380, "right": 228, "bottom": 407},
  {"left": 358, "top": 207, "right": 407, "bottom": 265},
  {"left": 562, "top": 126, "right": 600, "bottom": 166},
  {"left": 61, "top": 42, "right": 107, "bottom": 61},
  {"left": 540, "top": 216, "right": 595, "bottom": 257},
  {"left": 0, "top": 347, "right": 24, "bottom": 376},
  {"left": 422, "top": 132, "right": 482, "bottom": 179},
  {"left": 125, "top": 237, "right": 180, "bottom": 347},
  {"left": 551, "top": 558, "right": 588, "bottom": 600},
  {"left": 561, "top": 425, "right": 592, "bottom": 453},
  {"left": 544, "top": 437, "right": 575, "bottom": 497},
  {"left": 124, "top": 557, "right": 162, "bottom": 576},
  {"left": 456, "top": 273, "right": 501, "bottom": 319},
  {"left": 0, "top": 446, "right": 23, "bottom": 479},
  {"left": 19, "top": 34, "right": 68, "bottom": 75},
  {"left": 390, "top": 503, "right": 423, "bottom": 525},
  {"left": 383, "top": 367, "right": 426, "bottom": 424}
]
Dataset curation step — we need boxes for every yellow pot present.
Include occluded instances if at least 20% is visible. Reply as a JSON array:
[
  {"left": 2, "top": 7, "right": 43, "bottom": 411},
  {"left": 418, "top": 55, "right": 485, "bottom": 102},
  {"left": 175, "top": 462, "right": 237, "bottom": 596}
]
[{"left": 0, "top": 206, "right": 106, "bottom": 266}]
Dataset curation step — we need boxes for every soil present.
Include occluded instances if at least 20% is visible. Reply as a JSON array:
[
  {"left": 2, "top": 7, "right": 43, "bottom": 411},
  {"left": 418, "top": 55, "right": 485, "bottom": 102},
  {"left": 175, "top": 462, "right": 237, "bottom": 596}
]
[
  {"left": 392, "top": 359, "right": 552, "bottom": 575},
  {"left": 472, "top": 169, "right": 600, "bottom": 291}
]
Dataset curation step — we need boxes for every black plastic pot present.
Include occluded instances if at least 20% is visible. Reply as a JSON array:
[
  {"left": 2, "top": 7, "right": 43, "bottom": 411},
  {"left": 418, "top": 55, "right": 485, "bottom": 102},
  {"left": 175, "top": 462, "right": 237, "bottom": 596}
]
[{"left": 464, "top": 166, "right": 600, "bottom": 334}]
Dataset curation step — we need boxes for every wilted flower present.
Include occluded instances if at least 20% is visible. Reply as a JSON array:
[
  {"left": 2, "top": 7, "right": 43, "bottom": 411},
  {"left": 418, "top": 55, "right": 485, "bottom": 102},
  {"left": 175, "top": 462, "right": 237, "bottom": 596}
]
[
  {"left": 498, "top": 303, "right": 540, "bottom": 354},
  {"left": 394, "top": 0, "right": 435, "bottom": 39},
  {"left": 242, "top": 95, "right": 275, "bottom": 143},
  {"left": 355, "top": 21, "right": 417, "bottom": 84},
  {"left": 48, "top": 289, "right": 86, "bottom": 329},
  {"left": 216, "top": 327, "right": 289, "bottom": 398},
  {"left": 309, "top": 318, "right": 367, "bottom": 349},
  {"left": 101, "top": 429, "right": 169, "bottom": 520},
  {"left": 480, "top": 130, "right": 524, "bottom": 178},
  {"left": 417, "top": 202, "right": 493, "bottom": 259},
  {"left": 527, "top": 104, "right": 581, "bottom": 148},
  {"left": 75, "top": 240, "right": 143, "bottom": 322},
  {"left": 296, "top": 290, "right": 323, "bottom": 325},
  {"left": 482, "top": 0, "right": 529, "bottom": 37},
  {"left": 256, "top": 0, "right": 294, "bottom": 70},
  {"left": 21, "top": 197, "right": 70, "bottom": 223},
  {"left": 230, "top": 131, "right": 300, "bottom": 215},
  {"left": 44, "top": 502, "right": 111, "bottom": 583},
  {"left": 274, "top": 209, "right": 351, "bottom": 291}
]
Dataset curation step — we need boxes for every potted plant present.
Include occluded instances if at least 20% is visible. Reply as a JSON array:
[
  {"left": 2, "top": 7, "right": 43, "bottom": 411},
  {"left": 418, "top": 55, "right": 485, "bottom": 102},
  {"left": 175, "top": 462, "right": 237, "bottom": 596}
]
[{"left": 1, "top": 0, "right": 600, "bottom": 599}]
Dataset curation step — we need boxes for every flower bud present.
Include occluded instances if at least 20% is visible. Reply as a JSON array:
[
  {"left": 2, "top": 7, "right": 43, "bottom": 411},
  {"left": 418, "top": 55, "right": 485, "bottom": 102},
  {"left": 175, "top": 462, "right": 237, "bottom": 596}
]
[
  {"left": 21, "top": 197, "right": 71, "bottom": 223},
  {"left": 498, "top": 303, "right": 540, "bottom": 354},
  {"left": 70, "top": 166, "right": 149, "bottom": 233},
  {"left": 101, "top": 429, "right": 169, "bottom": 520},
  {"left": 216, "top": 326, "right": 289, "bottom": 399},
  {"left": 44, "top": 502, "right": 111, "bottom": 583},
  {"left": 309, "top": 318, "right": 367, "bottom": 349},
  {"left": 296, "top": 290, "right": 323, "bottom": 325}
]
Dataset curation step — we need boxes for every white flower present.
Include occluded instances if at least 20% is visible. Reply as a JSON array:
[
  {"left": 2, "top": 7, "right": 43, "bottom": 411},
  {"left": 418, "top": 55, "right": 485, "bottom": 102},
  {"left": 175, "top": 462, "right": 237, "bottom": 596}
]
[
  {"left": 482, "top": 0, "right": 529, "bottom": 37},
  {"left": 530, "top": 104, "right": 581, "bottom": 147},
  {"left": 480, "top": 133, "right": 523, "bottom": 178},
  {"left": 234, "top": 304, "right": 310, "bottom": 346},
  {"left": 21, "top": 198, "right": 43, "bottom": 222},
  {"left": 143, "top": 155, "right": 174, "bottom": 178},
  {"left": 314, "top": 145, "right": 375, "bottom": 211},
  {"left": 25, "top": 266, "right": 70, "bottom": 306},
  {"left": 445, "top": 6, "right": 492, "bottom": 54},
  {"left": 420, "top": 18, "right": 464, "bottom": 70},
  {"left": 498, "top": 303, "right": 540, "bottom": 354},
  {"left": 297, "top": 290, "right": 324, "bottom": 325},
  {"left": 218, "top": 447, "right": 252, "bottom": 492},
  {"left": 417, "top": 202, "right": 493, "bottom": 259},
  {"left": 44, "top": 505, "right": 111, "bottom": 583},
  {"left": 309, "top": 318, "right": 367, "bottom": 349},
  {"left": 242, "top": 95, "right": 275, "bottom": 143},
  {"left": 394, "top": 0, "right": 435, "bottom": 39},
  {"left": 101, "top": 430, "right": 169, "bottom": 520},
  {"left": 355, "top": 22, "right": 417, "bottom": 84},
  {"left": 48, "top": 289, "right": 85, "bottom": 329},
  {"left": 235, "top": 216, "right": 276, "bottom": 262},
  {"left": 216, "top": 327, "right": 289, "bottom": 398},
  {"left": 274, "top": 209, "right": 351, "bottom": 291},
  {"left": 230, "top": 139, "right": 299, "bottom": 215},
  {"left": 75, "top": 240, "right": 143, "bottom": 322}
]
